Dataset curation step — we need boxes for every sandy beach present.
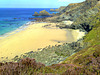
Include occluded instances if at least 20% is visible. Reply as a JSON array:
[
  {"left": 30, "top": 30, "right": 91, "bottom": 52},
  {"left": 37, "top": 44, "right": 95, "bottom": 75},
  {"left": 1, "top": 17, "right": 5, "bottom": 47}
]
[{"left": 0, "top": 22, "right": 85, "bottom": 62}]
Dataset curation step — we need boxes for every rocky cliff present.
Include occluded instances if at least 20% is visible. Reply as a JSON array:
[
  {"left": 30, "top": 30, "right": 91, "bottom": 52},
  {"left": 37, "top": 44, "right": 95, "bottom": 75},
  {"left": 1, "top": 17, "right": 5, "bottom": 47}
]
[{"left": 0, "top": 0, "right": 100, "bottom": 75}]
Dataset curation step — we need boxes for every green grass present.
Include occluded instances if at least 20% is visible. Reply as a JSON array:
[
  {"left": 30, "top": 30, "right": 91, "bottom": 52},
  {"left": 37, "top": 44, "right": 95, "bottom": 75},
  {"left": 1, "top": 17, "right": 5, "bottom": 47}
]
[
  {"left": 1, "top": 0, "right": 100, "bottom": 75},
  {"left": 84, "top": 24, "right": 100, "bottom": 46},
  {"left": 63, "top": 45, "right": 100, "bottom": 65},
  {"left": 63, "top": 22, "right": 100, "bottom": 66}
]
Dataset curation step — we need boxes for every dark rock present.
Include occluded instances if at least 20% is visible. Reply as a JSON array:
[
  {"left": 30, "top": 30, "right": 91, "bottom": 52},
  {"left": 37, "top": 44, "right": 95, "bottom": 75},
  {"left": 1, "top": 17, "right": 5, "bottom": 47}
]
[{"left": 14, "top": 18, "right": 17, "bottom": 19}]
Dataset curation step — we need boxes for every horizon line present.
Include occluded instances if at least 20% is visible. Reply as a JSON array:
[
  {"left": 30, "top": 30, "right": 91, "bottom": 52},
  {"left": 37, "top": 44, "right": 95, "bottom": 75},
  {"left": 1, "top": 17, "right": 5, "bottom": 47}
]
[{"left": 0, "top": 7, "right": 59, "bottom": 8}]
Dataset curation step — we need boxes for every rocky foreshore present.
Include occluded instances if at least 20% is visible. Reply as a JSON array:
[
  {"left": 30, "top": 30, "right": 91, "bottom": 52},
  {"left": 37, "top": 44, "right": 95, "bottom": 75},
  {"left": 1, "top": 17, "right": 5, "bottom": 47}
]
[
  {"left": 11, "top": 1, "right": 93, "bottom": 66},
  {"left": 11, "top": 19, "right": 86, "bottom": 66},
  {"left": 1, "top": 0, "right": 100, "bottom": 74},
  {"left": 10, "top": 19, "right": 86, "bottom": 66},
  {"left": 12, "top": 38, "right": 84, "bottom": 66},
  {"left": 11, "top": 13, "right": 87, "bottom": 66}
]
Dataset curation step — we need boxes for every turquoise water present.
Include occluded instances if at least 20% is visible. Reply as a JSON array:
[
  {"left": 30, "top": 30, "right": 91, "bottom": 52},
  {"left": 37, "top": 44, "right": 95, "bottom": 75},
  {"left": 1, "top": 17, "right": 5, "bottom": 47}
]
[{"left": 0, "top": 8, "right": 58, "bottom": 35}]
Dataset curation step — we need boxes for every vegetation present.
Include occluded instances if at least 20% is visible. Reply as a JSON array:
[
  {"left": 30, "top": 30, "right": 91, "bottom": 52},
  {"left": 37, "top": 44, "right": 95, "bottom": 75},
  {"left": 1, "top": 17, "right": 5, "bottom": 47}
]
[
  {"left": 12, "top": 40, "right": 83, "bottom": 66},
  {"left": 62, "top": 45, "right": 100, "bottom": 74},
  {"left": 84, "top": 23, "right": 100, "bottom": 46},
  {"left": 0, "top": 0, "right": 100, "bottom": 74}
]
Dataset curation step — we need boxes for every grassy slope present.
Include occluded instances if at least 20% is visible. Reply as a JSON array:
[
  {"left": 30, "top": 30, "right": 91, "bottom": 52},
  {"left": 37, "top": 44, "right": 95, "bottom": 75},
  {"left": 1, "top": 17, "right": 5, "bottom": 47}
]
[
  {"left": 0, "top": 0, "right": 100, "bottom": 75},
  {"left": 62, "top": 10, "right": 100, "bottom": 74},
  {"left": 60, "top": 0, "right": 100, "bottom": 74}
]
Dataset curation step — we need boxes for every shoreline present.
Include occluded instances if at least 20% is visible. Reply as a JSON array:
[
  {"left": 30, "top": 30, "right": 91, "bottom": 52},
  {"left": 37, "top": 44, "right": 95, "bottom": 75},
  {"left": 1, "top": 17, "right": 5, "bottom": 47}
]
[
  {"left": 0, "top": 21, "right": 85, "bottom": 62},
  {"left": 0, "top": 0, "right": 100, "bottom": 74},
  {"left": 0, "top": 21, "right": 34, "bottom": 40},
  {"left": 0, "top": 22, "right": 66, "bottom": 62}
]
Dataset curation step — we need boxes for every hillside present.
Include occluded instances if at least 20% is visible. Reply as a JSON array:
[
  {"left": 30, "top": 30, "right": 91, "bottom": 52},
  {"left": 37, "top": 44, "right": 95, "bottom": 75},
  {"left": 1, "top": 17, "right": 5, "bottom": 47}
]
[{"left": 0, "top": 0, "right": 100, "bottom": 75}]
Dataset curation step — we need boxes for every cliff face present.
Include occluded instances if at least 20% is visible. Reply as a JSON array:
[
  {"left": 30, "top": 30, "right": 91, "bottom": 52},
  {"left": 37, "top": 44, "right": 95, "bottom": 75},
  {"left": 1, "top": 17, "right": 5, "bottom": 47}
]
[
  {"left": 61, "top": 0, "right": 100, "bottom": 74},
  {"left": 54, "top": 0, "right": 100, "bottom": 32},
  {"left": 59, "top": 0, "right": 99, "bottom": 20},
  {"left": 58, "top": 6, "right": 66, "bottom": 12},
  {"left": 45, "top": 0, "right": 100, "bottom": 24},
  {"left": 0, "top": 0, "right": 100, "bottom": 75}
]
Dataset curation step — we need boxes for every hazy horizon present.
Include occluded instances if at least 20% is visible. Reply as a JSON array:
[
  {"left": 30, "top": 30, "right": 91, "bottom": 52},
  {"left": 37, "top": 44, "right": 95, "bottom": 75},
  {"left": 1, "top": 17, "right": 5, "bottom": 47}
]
[
  {"left": 0, "top": 0, "right": 85, "bottom": 8},
  {"left": 0, "top": 7, "right": 59, "bottom": 9}
]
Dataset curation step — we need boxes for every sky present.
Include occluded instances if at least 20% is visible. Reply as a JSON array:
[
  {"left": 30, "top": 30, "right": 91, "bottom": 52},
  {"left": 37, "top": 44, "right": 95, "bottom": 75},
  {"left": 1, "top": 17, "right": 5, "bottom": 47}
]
[{"left": 0, "top": 0, "right": 85, "bottom": 8}]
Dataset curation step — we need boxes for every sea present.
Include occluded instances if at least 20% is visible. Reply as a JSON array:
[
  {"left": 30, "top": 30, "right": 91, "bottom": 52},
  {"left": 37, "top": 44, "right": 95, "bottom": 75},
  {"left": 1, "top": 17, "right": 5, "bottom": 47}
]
[{"left": 0, "top": 8, "right": 58, "bottom": 35}]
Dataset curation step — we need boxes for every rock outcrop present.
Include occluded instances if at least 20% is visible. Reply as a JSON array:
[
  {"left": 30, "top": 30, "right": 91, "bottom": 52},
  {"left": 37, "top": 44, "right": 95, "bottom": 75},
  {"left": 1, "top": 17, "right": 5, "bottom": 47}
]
[
  {"left": 44, "top": 0, "right": 100, "bottom": 32},
  {"left": 1, "top": 0, "right": 100, "bottom": 75},
  {"left": 50, "top": 9, "right": 55, "bottom": 11},
  {"left": 58, "top": 6, "right": 66, "bottom": 12},
  {"left": 55, "top": 9, "right": 59, "bottom": 11},
  {"left": 33, "top": 10, "right": 50, "bottom": 16},
  {"left": 50, "top": 9, "right": 59, "bottom": 12},
  {"left": 33, "top": 12, "right": 39, "bottom": 16}
]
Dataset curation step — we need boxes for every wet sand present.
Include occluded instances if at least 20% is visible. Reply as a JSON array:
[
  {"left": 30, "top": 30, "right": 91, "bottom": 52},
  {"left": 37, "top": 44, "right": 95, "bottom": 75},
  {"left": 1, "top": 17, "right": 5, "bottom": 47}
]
[{"left": 0, "top": 23, "right": 85, "bottom": 62}]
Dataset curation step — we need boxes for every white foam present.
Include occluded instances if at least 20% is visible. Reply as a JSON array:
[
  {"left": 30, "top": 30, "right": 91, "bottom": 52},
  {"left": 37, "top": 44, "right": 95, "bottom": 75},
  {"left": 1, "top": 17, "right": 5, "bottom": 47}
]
[{"left": 0, "top": 21, "right": 35, "bottom": 40}]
